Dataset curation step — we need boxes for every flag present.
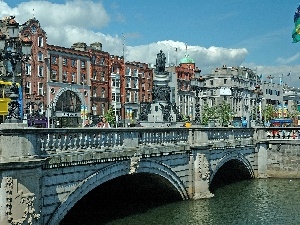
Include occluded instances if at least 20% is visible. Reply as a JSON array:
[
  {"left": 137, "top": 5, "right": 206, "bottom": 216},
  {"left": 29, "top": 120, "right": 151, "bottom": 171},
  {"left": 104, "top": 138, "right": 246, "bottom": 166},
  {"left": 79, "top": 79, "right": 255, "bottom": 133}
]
[
  {"left": 293, "top": 5, "right": 300, "bottom": 43},
  {"left": 287, "top": 71, "right": 291, "bottom": 76},
  {"left": 294, "top": 5, "right": 300, "bottom": 23},
  {"left": 259, "top": 74, "right": 263, "bottom": 80}
]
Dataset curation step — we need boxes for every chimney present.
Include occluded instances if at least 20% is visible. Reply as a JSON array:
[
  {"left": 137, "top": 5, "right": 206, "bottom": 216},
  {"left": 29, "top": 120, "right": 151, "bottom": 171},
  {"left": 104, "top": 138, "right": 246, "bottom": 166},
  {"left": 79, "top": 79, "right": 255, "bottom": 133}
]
[{"left": 71, "top": 42, "right": 87, "bottom": 51}]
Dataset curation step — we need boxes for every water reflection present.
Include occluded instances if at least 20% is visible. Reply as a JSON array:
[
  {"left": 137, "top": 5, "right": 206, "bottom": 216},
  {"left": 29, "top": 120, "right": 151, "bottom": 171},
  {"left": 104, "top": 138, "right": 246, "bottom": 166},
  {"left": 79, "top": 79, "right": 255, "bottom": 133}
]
[{"left": 105, "top": 179, "right": 300, "bottom": 225}]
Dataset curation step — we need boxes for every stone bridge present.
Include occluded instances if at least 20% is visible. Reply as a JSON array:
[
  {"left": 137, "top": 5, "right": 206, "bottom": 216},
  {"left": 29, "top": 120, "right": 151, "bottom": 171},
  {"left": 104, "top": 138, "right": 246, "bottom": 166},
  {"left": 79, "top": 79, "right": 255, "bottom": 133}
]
[{"left": 0, "top": 125, "right": 299, "bottom": 225}]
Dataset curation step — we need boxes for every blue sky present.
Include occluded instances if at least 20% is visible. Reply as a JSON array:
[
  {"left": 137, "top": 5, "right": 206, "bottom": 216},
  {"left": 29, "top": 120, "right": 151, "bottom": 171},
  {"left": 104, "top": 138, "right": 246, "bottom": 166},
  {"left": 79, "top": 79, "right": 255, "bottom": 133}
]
[{"left": 1, "top": 0, "right": 300, "bottom": 86}]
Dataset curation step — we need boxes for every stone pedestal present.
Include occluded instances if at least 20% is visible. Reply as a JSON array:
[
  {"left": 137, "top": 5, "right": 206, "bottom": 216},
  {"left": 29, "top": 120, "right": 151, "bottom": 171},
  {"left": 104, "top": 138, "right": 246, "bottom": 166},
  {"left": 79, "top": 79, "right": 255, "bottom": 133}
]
[
  {"left": 0, "top": 123, "right": 40, "bottom": 162},
  {"left": 148, "top": 102, "right": 176, "bottom": 123}
]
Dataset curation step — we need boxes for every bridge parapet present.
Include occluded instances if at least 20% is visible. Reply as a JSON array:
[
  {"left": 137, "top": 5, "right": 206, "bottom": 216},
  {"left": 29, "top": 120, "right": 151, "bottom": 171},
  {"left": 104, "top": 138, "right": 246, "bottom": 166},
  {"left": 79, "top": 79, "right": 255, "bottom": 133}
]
[
  {"left": 255, "top": 127, "right": 300, "bottom": 141},
  {"left": 189, "top": 127, "right": 255, "bottom": 148},
  {"left": 0, "top": 126, "right": 259, "bottom": 163},
  {"left": 0, "top": 126, "right": 191, "bottom": 162}
]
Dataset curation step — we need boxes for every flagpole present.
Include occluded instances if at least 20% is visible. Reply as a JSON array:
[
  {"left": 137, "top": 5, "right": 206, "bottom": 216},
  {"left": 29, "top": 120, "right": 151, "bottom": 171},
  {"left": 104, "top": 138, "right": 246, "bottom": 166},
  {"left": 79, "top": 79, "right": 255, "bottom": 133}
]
[
  {"left": 175, "top": 47, "right": 178, "bottom": 66},
  {"left": 281, "top": 73, "right": 284, "bottom": 118}
]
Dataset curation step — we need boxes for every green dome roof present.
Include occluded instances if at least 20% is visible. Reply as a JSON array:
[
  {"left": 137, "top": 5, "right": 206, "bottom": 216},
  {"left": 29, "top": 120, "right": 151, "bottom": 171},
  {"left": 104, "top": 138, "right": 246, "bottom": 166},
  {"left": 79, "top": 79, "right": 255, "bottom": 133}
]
[{"left": 180, "top": 54, "right": 195, "bottom": 64}]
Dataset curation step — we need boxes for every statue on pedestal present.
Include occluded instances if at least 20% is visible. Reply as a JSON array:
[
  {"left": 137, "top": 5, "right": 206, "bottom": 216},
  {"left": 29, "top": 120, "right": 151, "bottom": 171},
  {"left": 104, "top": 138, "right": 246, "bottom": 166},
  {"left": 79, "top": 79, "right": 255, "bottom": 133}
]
[{"left": 155, "top": 50, "right": 166, "bottom": 74}]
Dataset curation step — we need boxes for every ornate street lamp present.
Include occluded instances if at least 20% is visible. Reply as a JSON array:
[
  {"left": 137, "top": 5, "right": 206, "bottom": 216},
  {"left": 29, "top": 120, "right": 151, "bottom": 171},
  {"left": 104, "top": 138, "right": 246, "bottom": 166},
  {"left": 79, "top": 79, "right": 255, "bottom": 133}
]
[{"left": 0, "top": 16, "right": 32, "bottom": 123}]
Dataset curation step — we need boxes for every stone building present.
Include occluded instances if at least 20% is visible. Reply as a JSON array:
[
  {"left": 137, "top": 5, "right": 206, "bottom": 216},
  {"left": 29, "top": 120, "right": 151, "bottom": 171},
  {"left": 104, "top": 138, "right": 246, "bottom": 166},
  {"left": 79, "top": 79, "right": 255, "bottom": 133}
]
[{"left": 201, "top": 65, "right": 261, "bottom": 125}]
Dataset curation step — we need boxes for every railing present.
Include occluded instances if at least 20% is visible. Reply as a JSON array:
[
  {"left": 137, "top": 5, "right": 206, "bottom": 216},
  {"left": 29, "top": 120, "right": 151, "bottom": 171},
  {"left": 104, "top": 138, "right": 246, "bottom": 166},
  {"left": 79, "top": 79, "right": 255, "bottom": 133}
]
[
  {"left": 257, "top": 127, "right": 300, "bottom": 140},
  {"left": 189, "top": 127, "right": 255, "bottom": 148},
  {"left": 36, "top": 127, "right": 190, "bottom": 155},
  {"left": 0, "top": 126, "right": 259, "bottom": 163}
]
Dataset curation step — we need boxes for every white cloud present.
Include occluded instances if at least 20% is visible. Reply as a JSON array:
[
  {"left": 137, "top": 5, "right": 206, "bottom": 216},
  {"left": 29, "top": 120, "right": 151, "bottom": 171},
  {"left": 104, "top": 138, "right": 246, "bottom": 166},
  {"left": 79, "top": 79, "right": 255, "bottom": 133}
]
[
  {"left": 0, "top": 0, "right": 109, "bottom": 29},
  {"left": 276, "top": 53, "right": 300, "bottom": 64},
  {"left": 4, "top": 0, "right": 297, "bottom": 83},
  {"left": 125, "top": 41, "right": 248, "bottom": 74}
]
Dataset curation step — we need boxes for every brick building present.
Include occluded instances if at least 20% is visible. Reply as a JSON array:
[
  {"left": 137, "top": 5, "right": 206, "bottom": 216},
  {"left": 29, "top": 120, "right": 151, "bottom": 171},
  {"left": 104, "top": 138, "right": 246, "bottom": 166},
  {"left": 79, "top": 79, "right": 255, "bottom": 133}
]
[
  {"left": 175, "top": 54, "right": 196, "bottom": 117},
  {"left": 20, "top": 17, "right": 48, "bottom": 125}
]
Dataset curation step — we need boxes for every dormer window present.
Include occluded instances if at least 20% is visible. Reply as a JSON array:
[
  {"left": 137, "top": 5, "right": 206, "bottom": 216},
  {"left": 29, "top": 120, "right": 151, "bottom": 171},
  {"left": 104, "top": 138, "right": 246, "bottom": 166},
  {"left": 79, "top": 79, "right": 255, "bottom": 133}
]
[{"left": 31, "top": 25, "right": 37, "bottom": 33}]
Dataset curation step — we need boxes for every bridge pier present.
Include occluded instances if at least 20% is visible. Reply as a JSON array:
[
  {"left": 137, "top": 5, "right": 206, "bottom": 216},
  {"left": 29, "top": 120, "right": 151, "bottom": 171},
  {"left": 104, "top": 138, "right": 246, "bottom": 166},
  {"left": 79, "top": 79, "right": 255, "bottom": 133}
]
[
  {"left": 0, "top": 124, "right": 43, "bottom": 225},
  {"left": 192, "top": 153, "right": 214, "bottom": 199},
  {"left": 256, "top": 143, "right": 269, "bottom": 178},
  {"left": 0, "top": 164, "right": 43, "bottom": 225}
]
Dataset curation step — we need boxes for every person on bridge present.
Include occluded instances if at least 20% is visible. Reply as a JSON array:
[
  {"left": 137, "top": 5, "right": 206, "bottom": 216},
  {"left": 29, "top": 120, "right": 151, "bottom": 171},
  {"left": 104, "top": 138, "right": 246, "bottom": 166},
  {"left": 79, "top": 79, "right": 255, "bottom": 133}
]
[
  {"left": 242, "top": 117, "right": 248, "bottom": 128},
  {"left": 98, "top": 117, "right": 110, "bottom": 128}
]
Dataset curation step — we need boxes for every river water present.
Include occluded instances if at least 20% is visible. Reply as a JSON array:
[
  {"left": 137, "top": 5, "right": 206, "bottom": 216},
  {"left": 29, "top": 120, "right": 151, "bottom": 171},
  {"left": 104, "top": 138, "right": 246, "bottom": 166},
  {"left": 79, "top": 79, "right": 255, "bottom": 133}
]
[{"left": 103, "top": 178, "right": 300, "bottom": 225}]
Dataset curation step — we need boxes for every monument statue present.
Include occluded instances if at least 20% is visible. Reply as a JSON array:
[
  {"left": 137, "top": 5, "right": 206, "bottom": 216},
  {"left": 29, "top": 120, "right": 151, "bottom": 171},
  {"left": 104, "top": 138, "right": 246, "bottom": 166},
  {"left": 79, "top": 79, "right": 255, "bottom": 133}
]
[
  {"left": 155, "top": 50, "right": 166, "bottom": 73},
  {"left": 142, "top": 49, "right": 176, "bottom": 126}
]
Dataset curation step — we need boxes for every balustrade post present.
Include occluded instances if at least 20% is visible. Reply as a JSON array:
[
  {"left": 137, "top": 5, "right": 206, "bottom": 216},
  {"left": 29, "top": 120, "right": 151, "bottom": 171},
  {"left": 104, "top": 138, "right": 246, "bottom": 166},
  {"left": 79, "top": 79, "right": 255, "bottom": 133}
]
[
  {"left": 192, "top": 129, "right": 208, "bottom": 146},
  {"left": 0, "top": 124, "right": 42, "bottom": 162},
  {"left": 123, "top": 130, "right": 139, "bottom": 148},
  {"left": 193, "top": 153, "right": 214, "bottom": 199}
]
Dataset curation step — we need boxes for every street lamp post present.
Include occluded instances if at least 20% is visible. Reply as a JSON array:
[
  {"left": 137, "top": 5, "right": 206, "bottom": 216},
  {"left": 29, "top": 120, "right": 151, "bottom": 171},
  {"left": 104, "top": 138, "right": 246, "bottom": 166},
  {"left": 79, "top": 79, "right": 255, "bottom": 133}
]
[
  {"left": 81, "top": 74, "right": 86, "bottom": 127},
  {"left": 0, "top": 16, "right": 32, "bottom": 123}
]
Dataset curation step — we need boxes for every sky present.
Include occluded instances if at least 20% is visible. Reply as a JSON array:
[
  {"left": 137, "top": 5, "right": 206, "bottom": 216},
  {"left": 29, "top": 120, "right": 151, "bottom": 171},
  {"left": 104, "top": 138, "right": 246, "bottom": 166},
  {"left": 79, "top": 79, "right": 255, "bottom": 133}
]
[{"left": 1, "top": 0, "right": 300, "bottom": 87}]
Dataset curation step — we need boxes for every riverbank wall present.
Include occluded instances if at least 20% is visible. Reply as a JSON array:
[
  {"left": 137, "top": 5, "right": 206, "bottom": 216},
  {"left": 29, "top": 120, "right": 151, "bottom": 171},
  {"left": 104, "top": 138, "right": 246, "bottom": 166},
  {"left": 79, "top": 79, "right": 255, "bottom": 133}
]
[{"left": 267, "top": 142, "right": 300, "bottom": 178}]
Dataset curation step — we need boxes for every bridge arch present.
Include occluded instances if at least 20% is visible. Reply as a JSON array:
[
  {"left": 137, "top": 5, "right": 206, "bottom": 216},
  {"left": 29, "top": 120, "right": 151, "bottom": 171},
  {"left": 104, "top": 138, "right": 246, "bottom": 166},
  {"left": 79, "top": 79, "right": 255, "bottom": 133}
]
[
  {"left": 209, "top": 152, "right": 254, "bottom": 184},
  {"left": 48, "top": 158, "right": 188, "bottom": 225},
  {"left": 138, "top": 159, "right": 189, "bottom": 200}
]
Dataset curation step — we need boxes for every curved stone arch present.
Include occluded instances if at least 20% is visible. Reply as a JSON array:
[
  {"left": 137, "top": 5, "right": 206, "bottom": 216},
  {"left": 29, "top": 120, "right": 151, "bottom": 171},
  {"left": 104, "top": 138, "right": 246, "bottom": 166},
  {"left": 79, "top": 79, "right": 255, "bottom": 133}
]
[
  {"left": 47, "top": 161, "right": 129, "bottom": 225},
  {"left": 52, "top": 86, "right": 84, "bottom": 108},
  {"left": 137, "top": 159, "right": 189, "bottom": 200},
  {"left": 209, "top": 152, "right": 254, "bottom": 183},
  {"left": 48, "top": 159, "right": 189, "bottom": 225}
]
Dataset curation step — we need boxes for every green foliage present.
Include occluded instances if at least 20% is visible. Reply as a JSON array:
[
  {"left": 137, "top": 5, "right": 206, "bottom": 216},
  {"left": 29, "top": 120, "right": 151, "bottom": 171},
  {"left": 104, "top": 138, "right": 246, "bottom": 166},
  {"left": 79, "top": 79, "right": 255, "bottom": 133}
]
[
  {"left": 262, "top": 104, "right": 276, "bottom": 122},
  {"left": 217, "top": 102, "right": 232, "bottom": 126},
  {"left": 201, "top": 103, "right": 216, "bottom": 125},
  {"left": 104, "top": 106, "right": 116, "bottom": 126},
  {"left": 201, "top": 102, "right": 232, "bottom": 126},
  {"left": 287, "top": 104, "right": 298, "bottom": 119},
  {"left": 182, "top": 115, "right": 190, "bottom": 122}
]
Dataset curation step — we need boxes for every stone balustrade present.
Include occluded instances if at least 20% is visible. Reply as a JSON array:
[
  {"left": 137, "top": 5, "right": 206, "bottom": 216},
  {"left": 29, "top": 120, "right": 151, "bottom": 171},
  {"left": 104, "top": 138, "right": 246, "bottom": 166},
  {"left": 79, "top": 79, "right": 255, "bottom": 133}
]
[
  {"left": 189, "top": 127, "right": 254, "bottom": 148},
  {"left": 2, "top": 126, "right": 299, "bottom": 159},
  {"left": 255, "top": 127, "right": 300, "bottom": 141},
  {"left": 0, "top": 126, "right": 258, "bottom": 163}
]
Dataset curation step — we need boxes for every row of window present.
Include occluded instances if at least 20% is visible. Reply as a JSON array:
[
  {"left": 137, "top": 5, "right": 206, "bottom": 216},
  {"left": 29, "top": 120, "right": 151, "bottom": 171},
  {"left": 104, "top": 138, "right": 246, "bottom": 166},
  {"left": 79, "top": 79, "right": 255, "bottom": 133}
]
[
  {"left": 51, "top": 56, "right": 86, "bottom": 68},
  {"left": 25, "top": 63, "right": 44, "bottom": 77},
  {"left": 125, "top": 68, "right": 152, "bottom": 79},
  {"left": 91, "top": 87, "right": 147, "bottom": 103},
  {"left": 25, "top": 81, "right": 44, "bottom": 96},
  {"left": 266, "top": 88, "right": 281, "bottom": 96},
  {"left": 50, "top": 70, "right": 86, "bottom": 83}
]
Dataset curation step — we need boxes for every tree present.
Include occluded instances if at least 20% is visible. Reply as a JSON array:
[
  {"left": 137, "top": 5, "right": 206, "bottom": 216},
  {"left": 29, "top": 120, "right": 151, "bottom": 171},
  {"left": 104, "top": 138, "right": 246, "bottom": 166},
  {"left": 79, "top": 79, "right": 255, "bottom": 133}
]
[
  {"left": 216, "top": 101, "right": 233, "bottom": 126},
  {"left": 201, "top": 103, "right": 217, "bottom": 125},
  {"left": 262, "top": 104, "right": 276, "bottom": 122},
  {"left": 287, "top": 103, "right": 299, "bottom": 125},
  {"left": 104, "top": 106, "right": 116, "bottom": 126},
  {"left": 201, "top": 102, "right": 233, "bottom": 126}
]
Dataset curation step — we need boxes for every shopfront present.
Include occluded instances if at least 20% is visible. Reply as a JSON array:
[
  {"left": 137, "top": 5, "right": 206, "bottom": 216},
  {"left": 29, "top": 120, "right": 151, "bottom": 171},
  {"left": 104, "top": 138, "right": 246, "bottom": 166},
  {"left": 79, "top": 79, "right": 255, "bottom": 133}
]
[
  {"left": 54, "top": 89, "right": 83, "bottom": 128},
  {"left": 55, "top": 112, "right": 81, "bottom": 128}
]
